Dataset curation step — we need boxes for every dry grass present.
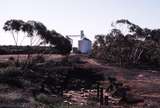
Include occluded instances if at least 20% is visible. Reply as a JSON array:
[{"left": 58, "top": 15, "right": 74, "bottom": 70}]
[{"left": 0, "top": 54, "right": 63, "bottom": 62}]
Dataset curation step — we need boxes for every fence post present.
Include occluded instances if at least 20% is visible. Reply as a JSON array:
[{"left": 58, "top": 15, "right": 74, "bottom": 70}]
[
  {"left": 100, "top": 87, "right": 104, "bottom": 105},
  {"left": 104, "top": 96, "right": 108, "bottom": 105},
  {"left": 97, "top": 83, "right": 100, "bottom": 100}
]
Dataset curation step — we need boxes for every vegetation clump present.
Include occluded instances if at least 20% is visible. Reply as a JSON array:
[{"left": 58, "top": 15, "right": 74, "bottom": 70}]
[
  {"left": 3, "top": 19, "right": 72, "bottom": 55},
  {"left": 0, "top": 56, "right": 104, "bottom": 107},
  {"left": 92, "top": 19, "right": 160, "bottom": 68}
]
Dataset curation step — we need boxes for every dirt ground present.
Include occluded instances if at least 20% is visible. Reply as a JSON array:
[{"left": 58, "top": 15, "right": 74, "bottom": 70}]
[
  {"left": 0, "top": 54, "right": 160, "bottom": 107},
  {"left": 85, "top": 57, "right": 160, "bottom": 104}
]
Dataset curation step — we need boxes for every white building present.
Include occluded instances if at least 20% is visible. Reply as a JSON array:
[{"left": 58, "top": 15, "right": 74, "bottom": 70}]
[
  {"left": 78, "top": 37, "right": 92, "bottom": 54},
  {"left": 66, "top": 30, "right": 92, "bottom": 54}
]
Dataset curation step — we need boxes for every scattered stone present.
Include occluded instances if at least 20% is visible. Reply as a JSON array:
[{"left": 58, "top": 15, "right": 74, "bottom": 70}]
[
  {"left": 35, "top": 93, "right": 63, "bottom": 104},
  {"left": 0, "top": 105, "right": 22, "bottom": 108}
]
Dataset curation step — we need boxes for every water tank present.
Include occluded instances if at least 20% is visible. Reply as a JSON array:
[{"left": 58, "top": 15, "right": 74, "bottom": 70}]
[{"left": 78, "top": 38, "right": 92, "bottom": 54}]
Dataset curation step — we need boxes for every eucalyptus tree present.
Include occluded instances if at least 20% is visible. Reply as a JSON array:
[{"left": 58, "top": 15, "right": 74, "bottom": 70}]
[
  {"left": 92, "top": 19, "right": 160, "bottom": 67},
  {"left": 3, "top": 19, "right": 25, "bottom": 46},
  {"left": 4, "top": 19, "right": 72, "bottom": 56},
  {"left": 114, "top": 19, "right": 160, "bottom": 42},
  {"left": 25, "top": 21, "right": 47, "bottom": 46},
  {"left": 20, "top": 22, "right": 34, "bottom": 45},
  {"left": 22, "top": 22, "right": 72, "bottom": 54},
  {"left": 3, "top": 19, "right": 26, "bottom": 63},
  {"left": 44, "top": 30, "right": 72, "bottom": 55}
]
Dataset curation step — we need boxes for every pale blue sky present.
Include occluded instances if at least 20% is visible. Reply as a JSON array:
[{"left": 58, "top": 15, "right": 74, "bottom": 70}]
[{"left": 0, "top": 0, "right": 160, "bottom": 46}]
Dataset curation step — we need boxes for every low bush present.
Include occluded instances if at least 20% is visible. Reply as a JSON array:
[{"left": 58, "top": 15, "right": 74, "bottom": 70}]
[
  {"left": 0, "top": 62, "right": 9, "bottom": 68},
  {"left": 36, "top": 93, "right": 63, "bottom": 105},
  {"left": 0, "top": 59, "right": 104, "bottom": 103},
  {"left": 0, "top": 67, "right": 23, "bottom": 88},
  {"left": 32, "top": 55, "right": 45, "bottom": 63}
]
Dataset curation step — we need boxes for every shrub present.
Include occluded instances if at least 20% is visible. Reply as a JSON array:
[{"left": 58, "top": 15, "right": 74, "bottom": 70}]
[
  {"left": 0, "top": 67, "right": 23, "bottom": 88},
  {"left": 35, "top": 93, "right": 63, "bottom": 105},
  {"left": 32, "top": 55, "right": 45, "bottom": 63},
  {"left": 8, "top": 56, "right": 15, "bottom": 61},
  {"left": 0, "top": 62, "right": 9, "bottom": 68}
]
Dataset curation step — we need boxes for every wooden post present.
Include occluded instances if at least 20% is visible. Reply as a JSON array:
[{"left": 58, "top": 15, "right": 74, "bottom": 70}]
[
  {"left": 100, "top": 87, "right": 104, "bottom": 105},
  {"left": 97, "top": 83, "right": 100, "bottom": 100},
  {"left": 104, "top": 96, "right": 108, "bottom": 105},
  {"left": 59, "top": 88, "right": 63, "bottom": 96}
]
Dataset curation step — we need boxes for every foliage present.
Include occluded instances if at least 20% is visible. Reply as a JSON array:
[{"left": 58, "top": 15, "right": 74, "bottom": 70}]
[
  {"left": 45, "top": 30, "right": 72, "bottom": 55},
  {"left": 92, "top": 19, "right": 160, "bottom": 67},
  {"left": 0, "top": 58, "right": 104, "bottom": 100},
  {"left": 3, "top": 19, "right": 25, "bottom": 46},
  {"left": 0, "top": 67, "right": 23, "bottom": 88},
  {"left": 3, "top": 19, "right": 72, "bottom": 55},
  {"left": 0, "top": 45, "right": 59, "bottom": 54},
  {"left": 26, "top": 60, "right": 104, "bottom": 94}
]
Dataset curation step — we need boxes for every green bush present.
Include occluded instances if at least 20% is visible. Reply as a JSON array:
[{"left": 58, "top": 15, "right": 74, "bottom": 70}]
[{"left": 0, "top": 67, "right": 23, "bottom": 88}]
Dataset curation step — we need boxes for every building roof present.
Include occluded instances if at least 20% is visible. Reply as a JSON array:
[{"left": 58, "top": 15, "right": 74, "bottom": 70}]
[{"left": 82, "top": 37, "right": 91, "bottom": 42}]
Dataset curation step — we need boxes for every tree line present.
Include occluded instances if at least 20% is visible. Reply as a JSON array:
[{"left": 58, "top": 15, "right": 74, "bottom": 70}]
[
  {"left": 92, "top": 19, "right": 160, "bottom": 68},
  {"left": 0, "top": 45, "right": 60, "bottom": 54}
]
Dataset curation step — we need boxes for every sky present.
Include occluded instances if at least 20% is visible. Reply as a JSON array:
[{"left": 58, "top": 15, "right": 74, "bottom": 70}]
[{"left": 0, "top": 0, "right": 160, "bottom": 46}]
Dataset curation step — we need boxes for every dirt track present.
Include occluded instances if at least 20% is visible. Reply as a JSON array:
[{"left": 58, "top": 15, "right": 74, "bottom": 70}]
[{"left": 83, "top": 56, "right": 160, "bottom": 103}]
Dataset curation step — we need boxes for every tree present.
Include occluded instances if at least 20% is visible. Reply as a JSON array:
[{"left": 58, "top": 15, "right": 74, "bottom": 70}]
[
  {"left": 21, "top": 21, "right": 34, "bottom": 45},
  {"left": 25, "top": 21, "right": 48, "bottom": 46},
  {"left": 44, "top": 30, "right": 72, "bottom": 55},
  {"left": 92, "top": 19, "right": 160, "bottom": 67},
  {"left": 3, "top": 19, "right": 72, "bottom": 55},
  {"left": 3, "top": 19, "right": 25, "bottom": 46},
  {"left": 24, "top": 22, "right": 72, "bottom": 55}
]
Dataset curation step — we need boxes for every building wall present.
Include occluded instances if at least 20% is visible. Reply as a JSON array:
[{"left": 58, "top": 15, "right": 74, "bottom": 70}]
[{"left": 78, "top": 39, "right": 92, "bottom": 54}]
